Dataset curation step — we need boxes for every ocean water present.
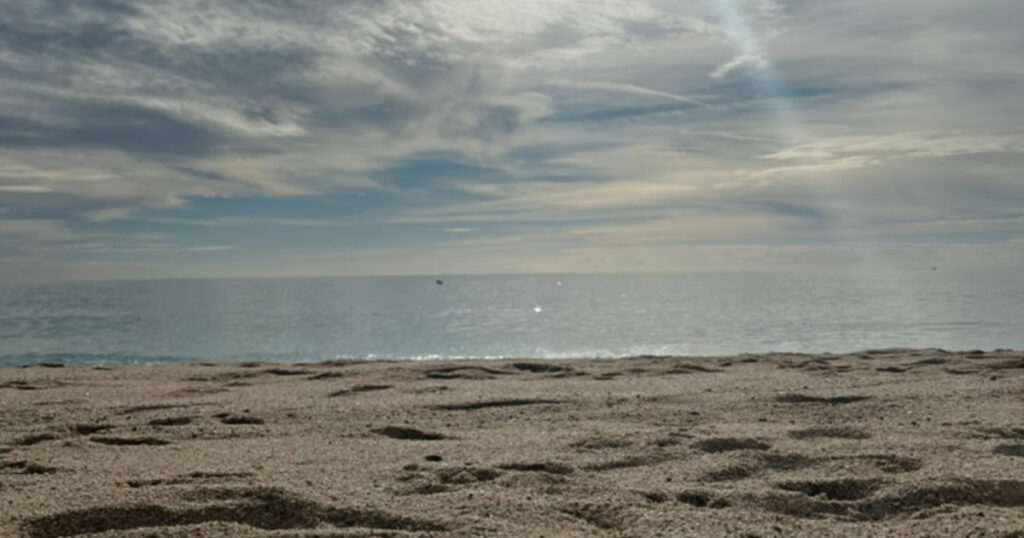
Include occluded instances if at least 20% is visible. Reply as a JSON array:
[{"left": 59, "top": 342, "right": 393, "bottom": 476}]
[{"left": 1, "top": 270, "right": 1022, "bottom": 367}]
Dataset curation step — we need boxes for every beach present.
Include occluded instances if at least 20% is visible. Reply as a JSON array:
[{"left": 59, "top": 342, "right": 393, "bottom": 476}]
[{"left": 2, "top": 349, "right": 1023, "bottom": 537}]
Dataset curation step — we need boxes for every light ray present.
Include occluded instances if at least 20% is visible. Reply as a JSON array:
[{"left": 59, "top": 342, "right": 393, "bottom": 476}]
[
  {"left": 707, "top": 0, "right": 804, "bottom": 140},
  {"left": 706, "top": 0, "right": 918, "bottom": 283}
]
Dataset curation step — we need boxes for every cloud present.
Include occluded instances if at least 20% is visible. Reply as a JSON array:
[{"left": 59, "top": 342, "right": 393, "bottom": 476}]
[
  {"left": 0, "top": 215, "right": 236, "bottom": 266},
  {"left": 0, "top": 0, "right": 737, "bottom": 229},
  {"left": 0, "top": 219, "right": 71, "bottom": 242},
  {"left": 1, "top": 0, "right": 1023, "bottom": 279},
  {"left": 0, "top": 185, "right": 53, "bottom": 193},
  {"left": 709, "top": 53, "right": 767, "bottom": 79},
  {"left": 183, "top": 245, "right": 235, "bottom": 252},
  {"left": 547, "top": 80, "right": 707, "bottom": 105},
  {"left": 761, "top": 133, "right": 1024, "bottom": 163}
]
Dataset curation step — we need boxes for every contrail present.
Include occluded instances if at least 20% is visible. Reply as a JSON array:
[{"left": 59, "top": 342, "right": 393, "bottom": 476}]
[{"left": 549, "top": 80, "right": 708, "bottom": 106}]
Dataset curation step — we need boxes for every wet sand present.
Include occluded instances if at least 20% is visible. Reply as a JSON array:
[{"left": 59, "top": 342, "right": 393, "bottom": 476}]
[{"left": 2, "top": 349, "right": 1024, "bottom": 537}]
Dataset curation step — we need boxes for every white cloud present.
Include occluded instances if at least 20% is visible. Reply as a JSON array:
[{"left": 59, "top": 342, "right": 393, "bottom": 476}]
[
  {"left": 548, "top": 80, "right": 707, "bottom": 105},
  {"left": 2, "top": 0, "right": 1023, "bottom": 277},
  {"left": 404, "top": 179, "right": 698, "bottom": 223},
  {"left": 709, "top": 53, "right": 767, "bottom": 79},
  {"left": 762, "top": 133, "right": 1024, "bottom": 163},
  {"left": 567, "top": 212, "right": 809, "bottom": 245},
  {"left": 0, "top": 185, "right": 52, "bottom": 193}
]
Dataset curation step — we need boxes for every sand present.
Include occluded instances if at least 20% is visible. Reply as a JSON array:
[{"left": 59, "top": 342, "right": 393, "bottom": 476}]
[{"left": 2, "top": 349, "right": 1023, "bottom": 537}]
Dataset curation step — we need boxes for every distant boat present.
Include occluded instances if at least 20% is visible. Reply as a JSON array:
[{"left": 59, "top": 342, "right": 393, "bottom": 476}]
[{"left": 436, "top": 279, "right": 443, "bottom": 285}]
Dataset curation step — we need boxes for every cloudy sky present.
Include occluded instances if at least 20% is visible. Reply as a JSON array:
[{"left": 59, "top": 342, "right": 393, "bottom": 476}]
[{"left": 1, "top": 0, "right": 1023, "bottom": 282}]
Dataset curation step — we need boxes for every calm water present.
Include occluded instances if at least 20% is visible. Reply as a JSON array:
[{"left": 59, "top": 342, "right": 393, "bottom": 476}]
[{"left": 1, "top": 271, "right": 1022, "bottom": 367}]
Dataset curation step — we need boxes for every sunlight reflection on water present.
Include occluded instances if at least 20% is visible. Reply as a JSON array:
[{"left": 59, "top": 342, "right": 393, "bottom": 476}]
[{"left": 1, "top": 270, "right": 1022, "bottom": 366}]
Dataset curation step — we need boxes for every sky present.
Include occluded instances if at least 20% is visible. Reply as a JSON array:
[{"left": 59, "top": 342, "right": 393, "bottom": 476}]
[{"left": 1, "top": 0, "right": 1023, "bottom": 282}]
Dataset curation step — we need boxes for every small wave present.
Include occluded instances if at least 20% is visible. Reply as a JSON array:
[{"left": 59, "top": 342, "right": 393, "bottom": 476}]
[
  {"left": 1, "top": 349, "right": 679, "bottom": 368},
  {"left": 0, "top": 352, "right": 203, "bottom": 368}
]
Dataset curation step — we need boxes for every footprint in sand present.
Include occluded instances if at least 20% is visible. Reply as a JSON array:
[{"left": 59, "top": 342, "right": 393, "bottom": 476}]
[
  {"left": 774, "top": 394, "right": 871, "bottom": 405},
  {"left": 975, "top": 427, "right": 1024, "bottom": 440},
  {"left": 775, "top": 478, "right": 883, "bottom": 501},
  {"left": 12, "top": 433, "right": 59, "bottom": 447},
  {"left": 701, "top": 452, "right": 812, "bottom": 482},
  {"left": 215, "top": 413, "right": 264, "bottom": 425},
  {"left": 788, "top": 426, "right": 871, "bottom": 440},
  {"left": 498, "top": 462, "right": 575, "bottom": 475},
  {"left": 582, "top": 453, "right": 670, "bottom": 472},
  {"left": 12, "top": 423, "right": 114, "bottom": 446},
  {"left": 433, "top": 398, "right": 565, "bottom": 411},
  {"left": 508, "top": 362, "right": 574, "bottom": 374},
  {"left": 396, "top": 464, "right": 504, "bottom": 495},
  {"left": 22, "top": 486, "right": 447, "bottom": 537},
  {"left": 423, "top": 365, "right": 512, "bottom": 380},
  {"left": 994, "top": 444, "right": 1024, "bottom": 458},
  {"left": 675, "top": 490, "right": 732, "bottom": 509},
  {"left": 694, "top": 438, "right": 771, "bottom": 453},
  {"left": 91, "top": 436, "right": 170, "bottom": 446},
  {"left": 570, "top": 434, "right": 634, "bottom": 451},
  {"left": 126, "top": 471, "right": 254, "bottom": 488},
  {"left": 836, "top": 454, "right": 923, "bottom": 473},
  {"left": 148, "top": 416, "right": 193, "bottom": 426},
  {"left": 373, "top": 426, "right": 448, "bottom": 441},
  {"left": 328, "top": 384, "right": 392, "bottom": 397},
  {"left": 753, "top": 479, "right": 1024, "bottom": 521},
  {"left": 560, "top": 502, "right": 633, "bottom": 530},
  {"left": 1, "top": 460, "right": 60, "bottom": 475},
  {"left": 702, "top": 464, "right": 757, "bottom": 482}
]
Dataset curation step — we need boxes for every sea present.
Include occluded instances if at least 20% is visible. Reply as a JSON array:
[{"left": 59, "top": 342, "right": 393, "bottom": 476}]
[{"left": 1, "top": 270, "right": 1022, "bottom": 367}]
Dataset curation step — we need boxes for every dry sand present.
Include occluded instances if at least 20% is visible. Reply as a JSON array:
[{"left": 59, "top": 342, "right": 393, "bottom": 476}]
[{"left": 2, "top": 349, "right": 1024, "bottom": 537}]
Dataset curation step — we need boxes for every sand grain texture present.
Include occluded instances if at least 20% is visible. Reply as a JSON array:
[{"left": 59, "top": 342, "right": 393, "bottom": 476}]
[{"left": 2, "top": 349, "right": 1024, "bottom": 537}]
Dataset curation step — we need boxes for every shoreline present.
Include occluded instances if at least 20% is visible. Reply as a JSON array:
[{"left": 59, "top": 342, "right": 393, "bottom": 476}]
[
  {"left": 3, "top": 349, "right": 1023, "bottom": 536},
  {"left": 4, "top": 346, "right": 1017, "bottom": 370}
]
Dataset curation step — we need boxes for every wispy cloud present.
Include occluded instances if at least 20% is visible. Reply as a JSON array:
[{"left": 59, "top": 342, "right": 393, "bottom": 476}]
[
  {"left": 183, "top": 245, "right": 235, "bottom": 252},
  {"left": 547, "top": 80, "right": 708, "bottom": 105},
  {"left": 1, "top": 0, "right": 1022, "bottom": 280},
  {"left": 0, "top": 185, "right": 53, "bottom": 193}
]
